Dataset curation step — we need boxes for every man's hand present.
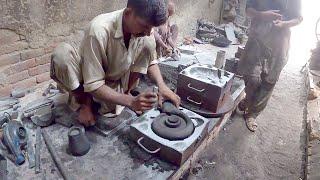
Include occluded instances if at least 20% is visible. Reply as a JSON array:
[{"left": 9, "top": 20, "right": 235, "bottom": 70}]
[
  {"left": 78, "top": 105, "right": 96, "bottom": 127},
  {"left": 159, "top": 85, "right": 181, "bottom": 107},
  {"left": 129, "top": 92, "right": 157, "bottom": 113},
  {"left": 259, "top": 10, "right": 282, "bottom": 21},
  {"left": 273, "top": 19, "right": 289, "bottom": 29},
  {"left": 164, "top": 46, "right": 173, "bottom": 57}
]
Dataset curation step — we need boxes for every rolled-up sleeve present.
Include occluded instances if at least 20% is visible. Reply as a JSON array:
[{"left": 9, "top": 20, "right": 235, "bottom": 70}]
[
  {"left": 131, "top": 35, "right": 157, "bottom": 74},
  {"left": 81, "top": 36, "right": 107, "bottom": 92}
]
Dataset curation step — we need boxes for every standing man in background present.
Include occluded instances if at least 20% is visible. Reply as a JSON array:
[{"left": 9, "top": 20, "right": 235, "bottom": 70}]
[{"left": 237, "top": 0, "right": 303, "bottom": 132}]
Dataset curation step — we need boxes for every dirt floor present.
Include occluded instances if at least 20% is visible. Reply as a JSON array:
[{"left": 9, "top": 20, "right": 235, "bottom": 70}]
[
  {"left": 189, "top": 63, "right": 307, "bottom": 180},
  {"left": 186, "top": 31, "right": 311, "bottom": 180}
]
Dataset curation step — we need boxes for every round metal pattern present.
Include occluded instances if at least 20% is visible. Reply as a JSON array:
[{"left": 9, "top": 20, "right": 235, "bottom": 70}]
[
  {"left": 165, "top": 115, "right": 181, "bottom": 128},
  {"left": 151, "top": 113, "right": 195, "bottom": 141}
]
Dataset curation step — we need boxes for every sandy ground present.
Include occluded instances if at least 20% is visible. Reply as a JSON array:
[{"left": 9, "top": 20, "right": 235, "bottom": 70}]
[{"left": 188, "top": 63, "right": 308, "bottom": 179}]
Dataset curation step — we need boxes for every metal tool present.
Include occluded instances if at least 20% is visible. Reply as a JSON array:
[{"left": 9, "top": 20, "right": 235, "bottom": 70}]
[
  {"left": 1, "top": 120, "right": 28, "bottom": 165},
  {"left": 26, "top": 129, "right": 35, "bottom": 169},
  {"left": 42, "top": 129, "right": 72, "bottom": 180},
  {"left": 35, "top": 127, "right": 41, "bottom": 174},
  {"left": 0, "top": 112, "right": 10, "bottom": 127}
]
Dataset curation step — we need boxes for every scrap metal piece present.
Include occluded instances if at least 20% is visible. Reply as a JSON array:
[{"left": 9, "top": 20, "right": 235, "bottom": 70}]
[
  {"left": 42, "top": 129, "right": 72, "bottom": 180},
  {"left": 35, "top": 127, "right": 41, "bottom": 174},
  {"left": 11, "top": 88, "right": 33, "bottom": 98},
  {"left": 0, "top": 154, "right": 7, "bottom": 180},
  {"left": 0, "top": 112, "right": 10, "bottom": 127},
  {"left": 23, "top": 98, "right": 53, "bottom": 118},
  {"left": 0, "top": 97, "right": 19, "bottom": 112},
  {"left": 91, "top": 126, "right": 108, "bottom": 137},
  {"left": 26, "top": 129, "right": 35, "bottom": 169},
  {"left": 1, "top": 120, "right": 28, "bottom": 165}
]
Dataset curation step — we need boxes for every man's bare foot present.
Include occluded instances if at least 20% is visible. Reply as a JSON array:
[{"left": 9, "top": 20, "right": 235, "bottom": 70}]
[
  {"left": 244, "top": 116, "right": 258, "bottom": 132},
  {"left": 78, "top": 105, "right": 96, "bottom": 127}
]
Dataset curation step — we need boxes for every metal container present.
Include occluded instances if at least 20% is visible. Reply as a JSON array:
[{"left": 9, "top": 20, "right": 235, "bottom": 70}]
[
  {"left": 130, "top": 107, "right": 209, "bottom": 166},
  {"left": 177, "top": 64, "right": 234, "bottom": 115}
]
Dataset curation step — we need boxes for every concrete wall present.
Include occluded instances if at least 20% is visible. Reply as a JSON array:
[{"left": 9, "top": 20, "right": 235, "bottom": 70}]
[{"left": 0, "top": 0, "right": 222, "bottom": 97}]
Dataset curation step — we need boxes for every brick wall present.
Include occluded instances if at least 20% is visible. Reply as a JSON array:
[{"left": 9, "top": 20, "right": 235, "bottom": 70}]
[
  {"left": 0, "top": 30, "right": 50, "bottom": 96},
  {"left": 0, "top": 29, "right": 86, "bottom": 97}
]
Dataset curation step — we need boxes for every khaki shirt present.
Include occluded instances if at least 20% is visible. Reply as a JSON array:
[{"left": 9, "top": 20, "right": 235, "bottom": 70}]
[
  {"left": 80, "top": 9, "right": 157, "bottom": 93},
  {"left": 79, "top": 9, "right": 157, "bottom": 114}
]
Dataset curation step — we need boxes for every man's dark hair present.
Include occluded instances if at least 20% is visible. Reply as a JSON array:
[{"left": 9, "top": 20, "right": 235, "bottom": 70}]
[{"left": 127, "top": 0, "right": 168, "bottom": 27}]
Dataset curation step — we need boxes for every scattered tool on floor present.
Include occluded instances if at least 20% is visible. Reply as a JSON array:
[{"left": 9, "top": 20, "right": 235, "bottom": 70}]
[
  {"left": 35, "top": 127, "right": 41, "bottom": 174},
  {"left": 1, "top": 120, "right": 28, "bottom": 165},
  {"left": 26, "top": 129, "right": 35, "bottom": 169}
]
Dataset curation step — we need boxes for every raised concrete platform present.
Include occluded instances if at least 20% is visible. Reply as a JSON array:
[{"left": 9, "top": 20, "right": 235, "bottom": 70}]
[{"left": 306, "top": 69, "right": 320, "bottom": 180}]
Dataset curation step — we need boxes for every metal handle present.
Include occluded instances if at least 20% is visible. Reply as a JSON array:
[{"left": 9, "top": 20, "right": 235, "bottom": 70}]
[
  {"left": 137, "top": 137, "right": 160, "bottom": 154},
  {"left": 187, "top": 96, "right": 202, "bottom": 105},
  {"left": 187, "top": 83, "right": 205, "bottom": 92}
]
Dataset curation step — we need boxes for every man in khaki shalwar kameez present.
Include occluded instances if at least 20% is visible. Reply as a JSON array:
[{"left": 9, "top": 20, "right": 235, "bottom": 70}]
[
  {"left": 237, "top": 0, "right": 303, "bottom": 132},
  {"left": 50, "top": 0, "right": 180, "bottom": 126}
]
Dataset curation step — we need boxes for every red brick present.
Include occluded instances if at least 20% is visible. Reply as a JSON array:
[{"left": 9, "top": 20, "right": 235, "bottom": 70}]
[
  {"left": 35, "top": 54, "right": 51, "bottom": 65},
  {"left": 20, "top": 48, "right": 45, "bottom": 61},
  {"left": 4, "top": 59, "right": 36, "bottom": 75},
  {"left": 0, "top": 29, "right": 20, "bottom": 45},
  {"left": 28, "top": 63, "right": 50, "bottom": 76},
  {"left": 44, "top": 45, "right": 56, "bottom": 54},
  {"left": 0, "top": 85, "right": 12, "bottom": 97},
  {"left": 0, "top": 41, "right": 29, "bottom": 56},
  {"left": 12, "top": 77, "right": 36, "bottom": 89},
  {"left": 7, "top": 70, "right": 29, "bottom": 84},
  {"left": 36, "top": 72, "right": 51, "bottom": 83},
  {"left": 0, "top": 53, "right": 20, "bottom": 67}
]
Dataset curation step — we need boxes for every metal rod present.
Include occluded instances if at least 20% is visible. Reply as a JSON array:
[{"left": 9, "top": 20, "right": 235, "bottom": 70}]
[
  {"left": 34, "top": 127, "right": 41, "bottom": 173},
  {"left": 42, "top": 129, "right": 72, "bottom": 180}
]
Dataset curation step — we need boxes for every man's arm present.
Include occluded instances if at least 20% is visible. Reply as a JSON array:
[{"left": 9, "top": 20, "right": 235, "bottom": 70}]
[
  {"left": 91, "top": 85, "right": 156, "bottom": 112},
  {"left": 82, "top": 36, "right": 156, "bottom": 113},
  {"left": 246, "top": 8, "right": 282, "bottom": 21},
  {"left": 273, "top": 17, "right": 303, "bottom": 29},
  {"left": 147, "top": 64, "right": 181, "bottom": 106},
  {"left": 154, "top": 30, "right": 169, "bottom": 49}
]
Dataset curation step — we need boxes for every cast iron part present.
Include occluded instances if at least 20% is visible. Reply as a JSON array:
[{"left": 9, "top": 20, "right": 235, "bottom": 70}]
[
  {"left": 35, "top": 127, "right": 41, "bottom": 173},
  {"left": 1, "top": 120, "right": 28, "bottom": 165},
  {"left": 68, "top": 125, "right": 90, "bottom": 156},
  {"left": 177, "top": 64, "right": 235, "bottom": 117},
  {"left": 0, "top": 112, "right": 11, "bottom": 127},
  {"left": 151, "top": 101, "right": 195, "bottom": 140},
  {"left": 0, "top": 154, "right": 7, "bottom": 180},
  {"left": 26, "top": 129, "right": 35, "bottom": 169}
]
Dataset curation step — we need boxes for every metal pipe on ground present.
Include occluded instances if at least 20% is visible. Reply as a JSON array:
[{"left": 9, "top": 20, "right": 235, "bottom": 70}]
[{"left": 42, "top": 129, "right": 73, "bottom": 180}]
